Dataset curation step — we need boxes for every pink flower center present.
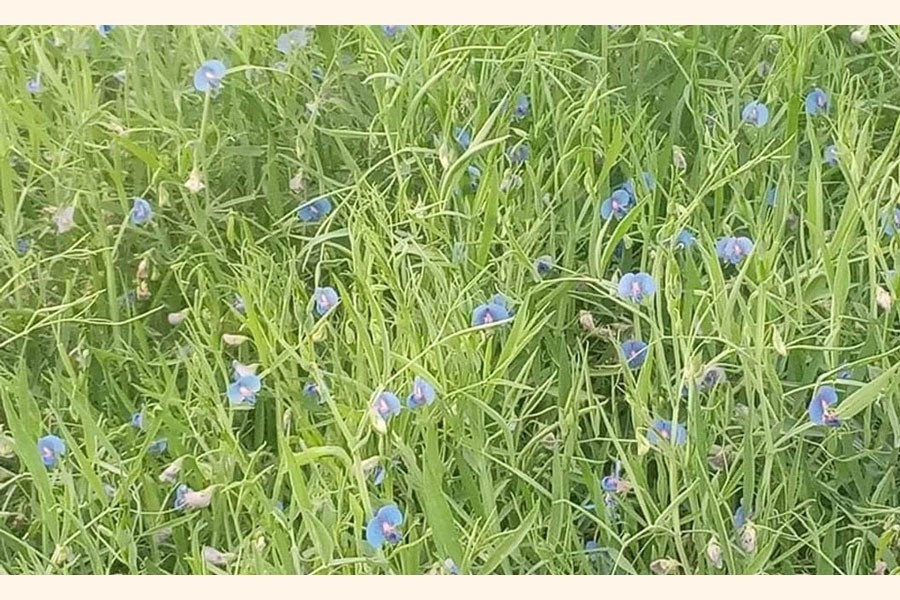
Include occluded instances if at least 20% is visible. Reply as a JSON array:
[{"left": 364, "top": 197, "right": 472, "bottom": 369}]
[
  {"left": 483, "top": 311, "right": 494, "bottom": 324},
  {"left": 42, "top": 447, "right": 54, "bottom": 459},
  {"left": 239, "top": 385, "right": 252, "bottom": 398},
  {"left": 748, "top": 108, "right": 757, "bottom": 121},
  {"left": 378, "top": 399, "right": 389, "bottom": 414},
  {"left": 611, "top": 199, "right": 620, "bottom": 210},
  {"left": 319, "top": 295, "right": 330, "bottom": 308},
  {"left": 631, "top": 282, "right": 641, "bottom": 296}
]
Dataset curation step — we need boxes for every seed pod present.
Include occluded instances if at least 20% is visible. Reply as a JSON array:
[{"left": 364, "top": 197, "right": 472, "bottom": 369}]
[
  {"left": 222, "top": 333, "right": 249, "bottom": 346},
  {"left": 578, "top": 310, "right": 597, "bottom": 333},
  {"left": 136, "top": 257, "right": 150, "bottom": 280},
  {"left": 167, "top": 310, "right": 188, "bottom": 326},
  {"left": 136, "top": 280, "right": 151, "bottom": 301},
  {"left": 741, "top": 522, "right": 758, "bottom": 553},
  {"left": 706, "top": 538, "right": 724, "bottom": 569},
  {"left": 850, "top": 26, "right": 869, "bottom": 45},
  {"left": 650, "top": 558, "right": 680, "bottom": 575},
  {"left": 876, "top": 286, "right": 892, "bottom": 311},
  {"left": 203, "top": 546, "right": 236, "bottom": 566}
]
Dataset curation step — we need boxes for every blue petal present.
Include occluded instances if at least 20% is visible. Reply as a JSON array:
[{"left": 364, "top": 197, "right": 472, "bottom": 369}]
[
  {"left": 804, "top": 91, "right": 818, "bottom": 116},
  {"left": 314, "top": 286, "right": 339, "bottom": 315},
  {"left": 227, "top": 382, "right": 244, "bottom": 404},
  {"left": 618, "top": 273, "right": 635, "bottom": 299},
  {"left": 715, "top": 237, "right": 730, "bottom": 259},
  {"left": 454, "top": 127, "right": 471, "bottom": 150},
  {"left": 600, "top": 198, "right": 613, "bottom": 221},
  {"left": 735, "top": 237, "right": 754, "bottom": 256},
  {"left": 600, "top": 476, "right": 618, "bottom": 492},
  {"left": 365, "top": 516, "right": 385, "bottom": 549},
  {"left": 756, "top": 103, "right": 769, "bottom": 126},
  {"left": 377, "top": 503, "right": 404, "bottom": 526},
  {"left": 635, "top": 273, "right": 656, "bottom": 296},
  {"left": 621, "top": 339, "right": 649, "bottom": 369}
]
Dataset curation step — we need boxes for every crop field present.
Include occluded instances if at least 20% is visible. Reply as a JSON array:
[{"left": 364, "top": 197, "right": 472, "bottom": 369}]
[{"left": 1, "top": 25, "right": 899, "bottom": 575}]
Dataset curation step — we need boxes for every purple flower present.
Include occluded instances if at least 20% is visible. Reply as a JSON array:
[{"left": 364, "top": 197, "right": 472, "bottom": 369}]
[
  {"left": 130, "top": 197, "right": 153, "bottom": 225},
  {"left": 805, "top": 87, "right": 829, "bottom": 116},
  {"left": 372, "top": 392, "right": 402, "bottom": 422},
  {"left": 193, "top": 59, "right": 226, "bottom": 93},
  {"left": 808, "top": 385, "right": 840, "bottom": 427},
  {"left": 406, "top": 376, "right": 436, "bottom": 409},
  {"left": 297, "top": 197, "right": 333, "bottom": 223},
  {"left": 365, "top": 503, "right": 404, "bottom": 550},
  {"left": 314, "top": 286, "right": 339, "bottom": 316},
  {"left": 621, "top": 339, "right": 648, "bottom": 369},
  {"left": 741, "top": 101, "right": 770, "bottom": 127},
  {"left": 227, "top": 374, "right": 262, "bottom": 406},
  {"left": 617, "top": 272, "right": 656, "bottom": 304},
  {"left": 38, "top": 435, "right": 66, "bottom": 468},
  {"left": 715, "top": 236, "right": 754, "bottom": 266},
  {"left": 647, "top": 419, "right": 688, "bottom": 446}
]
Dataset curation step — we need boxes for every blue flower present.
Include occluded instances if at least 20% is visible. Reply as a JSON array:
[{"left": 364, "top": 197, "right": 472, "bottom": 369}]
[
  {"left": 227, "top": 374, "right": 262, "bottom": 406},
  {"left": 640, "top": 171, "right": 656, "bottom": 191},
  {"left": 715, "top": 236, "right": 754, "bottom": 266},
  {"left": 303, "top": 381, "right": 321, "bottom": 402},
  {"left": 600, "top": 180, "right": 638, "bottom": 221},
  {"left": 675, "top": 229, "right": 696, "bottom": 250},
  {"left": 698, "top": 365, "right": 727, "bottom": 391},
  {"left": 823, "top": 144, "right": 838, "bottom": 167},
  {"left": 174, "top": 484, "right": 189, "bottom": 511},
  {"left": 621, "top": 339, "right": 649, "bottom": 369},
  {"left": 513, "top": 94, "right": 530, "bottom": 120},
  {"left": 882, "top": 208, "right": 900, "bottom": 236},
  {"left": 26, "top": 75, "right": 41, "bottom": 94},
  {"left": 372, "top": 391, "right": 402, "bottom": 421},
  {"left": 365, "top": 503, "right": 404, "bottom": 550},
  {"left": 600, "top": 460, "right": 630, "bottom": 493},
  {"left": 297, "top": 197, "right": 333, "bottom": 223},
  {"left": 314, "top": 286, "right": 339, "bottom": 316},
  {"left": 805, "top": 87, "right": 829, "bottom": 116},
  {"left": 148, "top": 438, "right": 168, "bottom": 454},
  {"left": 130, "top": 197, "right": 153, "bottom": 225},
  {"left": 96, "top": 25, "right": 115, "bottom": 37},
  {"left": 193, "top": 59, "right": 226, "bottom": 93},
  {"left": 507, "top": 144, "right": 530, "bottom": 166},
  {"left": 277, "top": 28, "right": 311, "bottom": 54},
  {"left": 617, "top": 272, "right": 656, "bottom": 304},
  {"left": 131, "top": 411, "right": 144, "bottom": 430},
  {"left": 407, "top": 376, "right": 436, "bottom": 409},
  {"left": 466, "top": 165, "right": 481, "bottom": 190},
  {"left": 766, "top": 187, "right": 777, "bottom": 207},
  {"left": 16, "top": 237, "right": 30, "bottom": 254},
  {"left": 647, "top": 419, "right": 688, "bottom": 446},
  {"left": 808, "top": 385, "right": 840, "bottom": 427},
  {"left": 233, "top": 294, "right": 246, "bottom": 315},
  {"left": 836, "top": 363, "right": 852, "bottom": 380},
  {"left": 741, "top": 101, "right": 770, "bottom": 127},
  {"left": 381, "top": 26, "right": 408, "bottom": 38},
  {"left": 454, "top": 127, "right": 472, "bottom": 151},
  {"left": 534, "top": 255, "right": 555, "bottom": 278},
  {"left": 734, "top": 500, "right": 748, "bottom": 530},
  {"left": 38, "top": 435, "right": 66, "bottom": 468},
  {"left": 471, "top": 300, "right": 512, "bottom": 326},
  {"left": 372, "top": 465, "right": 387, "bottom": 485}
]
